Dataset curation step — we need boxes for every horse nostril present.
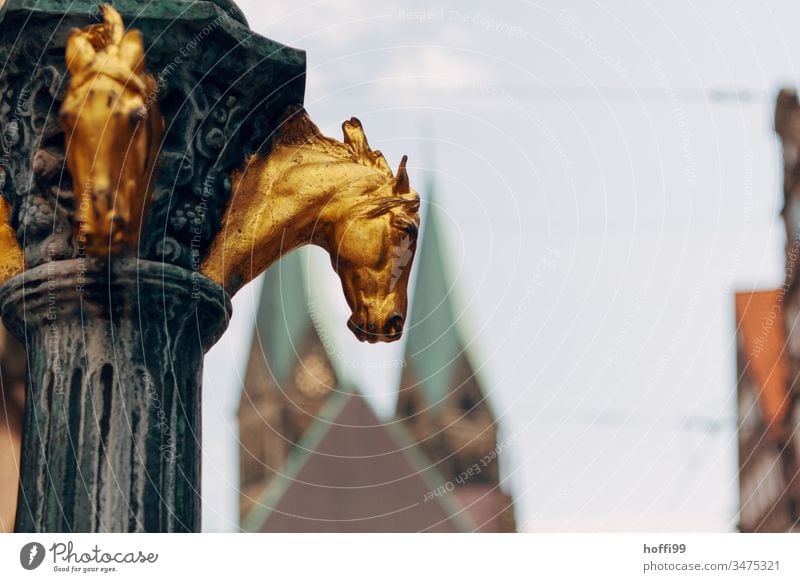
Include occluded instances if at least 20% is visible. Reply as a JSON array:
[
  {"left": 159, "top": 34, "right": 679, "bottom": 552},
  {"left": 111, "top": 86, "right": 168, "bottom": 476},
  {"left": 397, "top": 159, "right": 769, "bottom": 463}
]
[{"left": 385, "top": 314, "right": 404, "bottom": 334}]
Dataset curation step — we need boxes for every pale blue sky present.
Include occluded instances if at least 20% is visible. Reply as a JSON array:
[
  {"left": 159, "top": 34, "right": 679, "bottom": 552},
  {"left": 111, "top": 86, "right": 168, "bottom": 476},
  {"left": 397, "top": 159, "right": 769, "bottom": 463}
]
[{"left": 201, "top": 0, "right": 794, "bottom": 532}]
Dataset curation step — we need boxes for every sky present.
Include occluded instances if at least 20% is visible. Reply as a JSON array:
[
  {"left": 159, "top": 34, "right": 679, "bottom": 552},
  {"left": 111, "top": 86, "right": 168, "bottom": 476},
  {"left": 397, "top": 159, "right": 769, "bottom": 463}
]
[{"left": 200, "top": 0, "right": 798, "bottom": 532}]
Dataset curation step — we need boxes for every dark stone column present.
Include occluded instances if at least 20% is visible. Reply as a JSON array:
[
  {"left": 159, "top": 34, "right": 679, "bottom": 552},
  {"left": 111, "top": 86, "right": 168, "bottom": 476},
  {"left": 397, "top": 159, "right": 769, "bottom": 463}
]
[{"left": 0, "top": 258, "right": 230, "bottom": 532}]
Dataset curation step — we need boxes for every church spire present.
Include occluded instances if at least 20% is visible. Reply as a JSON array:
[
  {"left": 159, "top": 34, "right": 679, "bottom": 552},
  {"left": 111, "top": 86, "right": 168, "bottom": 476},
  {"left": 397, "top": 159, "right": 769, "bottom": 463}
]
[
  {"left": 400, "top": 188, "right": 465, "bottom": 411},
  {"left": 251, "top": 249, "right": 315, "bottom": 388},
  {"left": 395, "top": 175, "right": 516, "bottom": 531}
]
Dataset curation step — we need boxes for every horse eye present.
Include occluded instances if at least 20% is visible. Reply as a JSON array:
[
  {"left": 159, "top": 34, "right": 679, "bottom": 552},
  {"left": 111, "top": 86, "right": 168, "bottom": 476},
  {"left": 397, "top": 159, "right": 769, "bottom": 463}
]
[{"left": 403, "top": 222, "right": 418, "bottom": 238}]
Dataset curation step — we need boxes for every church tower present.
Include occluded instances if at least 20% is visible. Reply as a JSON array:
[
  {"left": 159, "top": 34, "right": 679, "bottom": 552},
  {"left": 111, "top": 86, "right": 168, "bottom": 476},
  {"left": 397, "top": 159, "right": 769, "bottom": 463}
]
[
  {"left": 238, "top": 185, "right": 517, "bottom": 532},
  {"left": 238, "top": 250, "right": 338, "bottom": 519},
  {"left": 238, "top": 251, "right": 477, "bottom": 533},
  {"left": 395, "top": 189, "right": 516, "bottom": 532}
]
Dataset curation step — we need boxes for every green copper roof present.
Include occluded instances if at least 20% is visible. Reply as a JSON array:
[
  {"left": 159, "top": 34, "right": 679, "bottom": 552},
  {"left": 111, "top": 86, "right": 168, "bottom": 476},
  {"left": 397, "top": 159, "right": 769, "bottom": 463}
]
[
  {"left": 253, "top": 250, "right": 315, "bottom": 386},
  {"left": 403, "top": 187, "right": 472, "bottom": 411}
]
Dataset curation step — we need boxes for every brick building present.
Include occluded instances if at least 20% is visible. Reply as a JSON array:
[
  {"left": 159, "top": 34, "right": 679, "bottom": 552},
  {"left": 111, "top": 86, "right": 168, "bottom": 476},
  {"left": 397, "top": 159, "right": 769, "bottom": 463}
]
[
  {"left": 732, "top": 87, "right": 800, "bottom": 532},
  {"left": 734, "top": 290, "right": 793, "bottom": 531}
]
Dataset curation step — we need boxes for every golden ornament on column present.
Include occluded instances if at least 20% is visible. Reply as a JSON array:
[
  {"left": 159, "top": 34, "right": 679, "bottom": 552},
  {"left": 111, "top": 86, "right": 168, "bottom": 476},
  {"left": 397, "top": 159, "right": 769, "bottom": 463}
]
[{"left": 59, "top": 5, "right": 164, "bottom": 256}]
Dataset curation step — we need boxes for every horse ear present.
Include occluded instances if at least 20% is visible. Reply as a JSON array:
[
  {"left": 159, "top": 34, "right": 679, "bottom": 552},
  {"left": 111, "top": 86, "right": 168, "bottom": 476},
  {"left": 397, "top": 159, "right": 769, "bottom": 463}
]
[
  {"left": 100, "top": 4, "right": 125, "bottom": 46},
  {"left": 119, "top": 30, "right": 145, "bottom": 75},
  {"left": 343, "top": 117, "right": 369, "bottom": 154},
  {"left": 65, "top": 30, "right": 96, "bottom": 76},
  {"left": 394, "top": 155, "right": 410, "bottom": 194}
]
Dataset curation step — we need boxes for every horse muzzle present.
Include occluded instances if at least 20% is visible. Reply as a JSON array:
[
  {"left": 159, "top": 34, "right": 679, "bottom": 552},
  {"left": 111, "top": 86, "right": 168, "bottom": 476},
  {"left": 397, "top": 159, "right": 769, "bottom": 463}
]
[{"left": 347, "top": 312, "right": 405, "bottom": 343}]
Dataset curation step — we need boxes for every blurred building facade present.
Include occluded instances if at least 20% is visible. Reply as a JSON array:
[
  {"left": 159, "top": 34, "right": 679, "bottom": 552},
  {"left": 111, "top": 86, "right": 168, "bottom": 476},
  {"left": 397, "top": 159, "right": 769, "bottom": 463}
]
[
  {"left": 238, "top": 200, "right": 516, "bottom": 532},
  {"left": 733, "top": 88, "right": 800, "bottom": 532},
  {"left": 734, "top": 290, "right": 793, "bottom": 532}
]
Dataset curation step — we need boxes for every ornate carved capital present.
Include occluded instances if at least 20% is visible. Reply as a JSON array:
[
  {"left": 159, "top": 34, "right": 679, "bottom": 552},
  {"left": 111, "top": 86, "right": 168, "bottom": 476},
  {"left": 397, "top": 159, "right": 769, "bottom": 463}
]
[{"left": 0, "top": 0, "right": 306, "bottom": 272}]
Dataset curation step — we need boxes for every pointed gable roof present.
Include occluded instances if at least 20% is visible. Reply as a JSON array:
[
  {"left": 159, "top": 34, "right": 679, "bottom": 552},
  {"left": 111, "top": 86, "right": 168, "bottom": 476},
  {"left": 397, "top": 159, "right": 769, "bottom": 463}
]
[
  {"left": 241, "top": 384, "right": 475, "bottom": 532},
  {"left": 402, "top": 187, "right": 483, "bottom": 412}
]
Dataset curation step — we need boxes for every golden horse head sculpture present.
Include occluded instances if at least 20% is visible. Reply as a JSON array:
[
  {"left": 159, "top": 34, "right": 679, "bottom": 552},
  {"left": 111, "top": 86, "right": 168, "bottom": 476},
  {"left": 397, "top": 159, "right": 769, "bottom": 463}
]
[
  {"left": 202, "top": 107, "right": 421, "bottom": 343},
  {"left": 60, "top": 5, "right": 163, "bottom": 255}
]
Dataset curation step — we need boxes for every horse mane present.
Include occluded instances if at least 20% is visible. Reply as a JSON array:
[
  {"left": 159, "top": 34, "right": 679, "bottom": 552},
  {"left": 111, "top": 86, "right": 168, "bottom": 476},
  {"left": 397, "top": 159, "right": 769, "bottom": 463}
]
[
  {"left": 84, "top": 5, "right": 124, "bottom": 50},
  {"left": 272, "top": 106, "right": 418, "bottom": 220},
  {"left": 275, "top": 105, "right": 395, "bottom": 177},
  {"left": 352, "top": 193, "right": 421, "bottom": 219}
]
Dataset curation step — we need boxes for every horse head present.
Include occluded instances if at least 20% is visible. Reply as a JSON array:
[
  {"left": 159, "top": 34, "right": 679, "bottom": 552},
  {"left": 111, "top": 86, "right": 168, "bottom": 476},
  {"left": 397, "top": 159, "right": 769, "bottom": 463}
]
[
  {"left": 60, "top": 5, "right": 162, "bottom": 254},
  {"left": 326, "top": 134, "right": 420, "bottom": 343},
  {"left": 202, "top": 109, "right": 420, "bottom": 343}
]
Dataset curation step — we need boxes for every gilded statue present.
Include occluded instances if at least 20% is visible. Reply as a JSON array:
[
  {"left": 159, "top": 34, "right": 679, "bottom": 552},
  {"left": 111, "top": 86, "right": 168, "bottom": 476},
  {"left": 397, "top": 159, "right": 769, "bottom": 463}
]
[
  {"left": 60, "top": 5, "right": 164, "bottom": 255},
  {"left": 202, "top": 106, "right": 420, "bottom": 342}
]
